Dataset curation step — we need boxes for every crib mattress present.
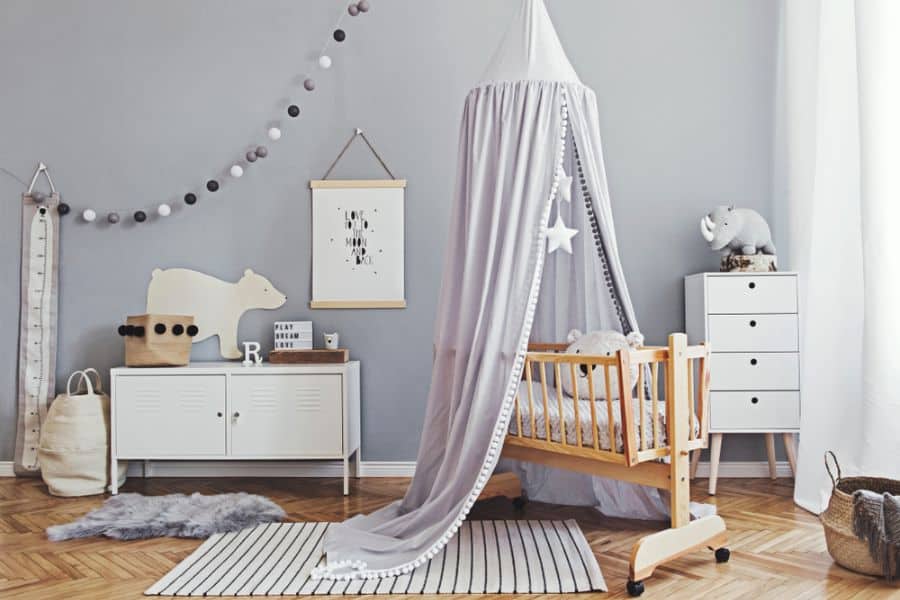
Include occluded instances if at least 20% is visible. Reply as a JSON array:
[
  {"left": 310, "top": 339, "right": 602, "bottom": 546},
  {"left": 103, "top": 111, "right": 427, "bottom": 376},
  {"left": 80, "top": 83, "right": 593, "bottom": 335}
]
[{"left": 508, "top": 381, "right": 671, "bottom": 453}]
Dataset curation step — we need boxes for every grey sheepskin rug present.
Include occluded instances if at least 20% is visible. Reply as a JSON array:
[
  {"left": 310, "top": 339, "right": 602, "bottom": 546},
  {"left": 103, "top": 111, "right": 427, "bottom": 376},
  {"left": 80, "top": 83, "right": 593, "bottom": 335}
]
[{"left": 47, "top": 492, "right": 286, "bottom": 542}]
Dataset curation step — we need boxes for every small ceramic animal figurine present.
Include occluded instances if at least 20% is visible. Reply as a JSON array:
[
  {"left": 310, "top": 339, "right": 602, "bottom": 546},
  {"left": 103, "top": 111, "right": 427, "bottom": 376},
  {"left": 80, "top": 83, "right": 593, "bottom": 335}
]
[
  {"left": 147, "top": 268, "right": 286, "bottom": 359},
  {"left": 323, "top": 332, "right": 340, "bottom": 350},
  {"left": 700, "top": 206, "right": 776, "bottom": 256}
]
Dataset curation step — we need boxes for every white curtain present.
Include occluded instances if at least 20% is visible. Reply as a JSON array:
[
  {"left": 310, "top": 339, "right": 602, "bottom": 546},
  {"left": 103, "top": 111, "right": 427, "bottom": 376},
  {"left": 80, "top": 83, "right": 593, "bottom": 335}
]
[{"left": 778, "top": 0, "right": 900, "bottom": 513}]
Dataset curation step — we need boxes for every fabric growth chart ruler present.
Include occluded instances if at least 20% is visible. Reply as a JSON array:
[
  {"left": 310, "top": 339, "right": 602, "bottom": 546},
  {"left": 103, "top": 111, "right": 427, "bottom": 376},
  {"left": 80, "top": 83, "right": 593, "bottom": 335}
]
[{"left": 13, "top": 163, "right": 61, "bottom": 476}]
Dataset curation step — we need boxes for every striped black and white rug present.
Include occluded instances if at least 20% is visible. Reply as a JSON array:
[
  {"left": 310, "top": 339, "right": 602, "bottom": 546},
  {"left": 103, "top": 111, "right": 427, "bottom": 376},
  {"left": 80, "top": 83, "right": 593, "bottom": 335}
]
[{"left": 145, "top": 520, "right": 606, "bottom": 596}]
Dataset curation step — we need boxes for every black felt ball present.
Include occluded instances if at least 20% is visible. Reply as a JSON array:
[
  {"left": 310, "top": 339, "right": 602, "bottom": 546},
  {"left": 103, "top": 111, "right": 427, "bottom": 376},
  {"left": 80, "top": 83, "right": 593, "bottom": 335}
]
[
  {"left": 57, "top": 202, "right": 71, "bottom": 215},
  {"left": 118, "top": 325, "right": 127, "bottom": 336},
  {"left": 186, "top": 325, "right": 199, "bottom": 337},
  {"left": 134, "top": 210, "right": 147, "bottom": 223},
  {"left": 333, "top": 28, "right": 346, "bottom": 42},
  {"left": 154, "top": 323, "right": 166, "bottom": 334},
  {"left": 134, "top": 326, "right": 146, "bottom": 337},
  {"left": 206, "top": 179, "right": 219, "bottom": 192},
  {"left": 172, "top": 324, "right": 184, "bottom": 336},
  {"left": 288, "top": 104, "right": 300, "bottom": 117},
  {"left": 184, "top": 193, "right": 197, "bottom": 205}
]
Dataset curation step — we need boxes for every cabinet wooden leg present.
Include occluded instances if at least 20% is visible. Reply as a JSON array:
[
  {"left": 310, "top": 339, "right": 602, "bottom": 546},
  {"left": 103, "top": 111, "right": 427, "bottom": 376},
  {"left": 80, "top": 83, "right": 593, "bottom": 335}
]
[
  {"left": 143, "top": 460, "right": 151, "bottom": 479},
  {"left": 708, "top": 434, "right": 723, "bottom": 496},
  {"left": 343, "top": 457, "right": 350, "bottom": 496},
  {"left": 354, "top": 448, "right": 361, "bottom": 479},
  {"left": 110, "top": 459, "right": 118, "bottom": 495},
  {"left": 783, "top": 433, "right": 797, "bottom": 477},
  {"left": 764, "top": 433, "right": 777, "bottom": 479},
  {"left": 690, "top": 449, "right": 701, "bottom": 480}
]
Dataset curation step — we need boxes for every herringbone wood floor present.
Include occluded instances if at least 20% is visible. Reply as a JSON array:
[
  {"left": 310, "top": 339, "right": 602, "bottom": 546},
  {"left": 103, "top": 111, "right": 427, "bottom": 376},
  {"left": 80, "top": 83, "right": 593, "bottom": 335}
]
[{"left": 1, "top": 475, "right": 897, "bottom": 599}]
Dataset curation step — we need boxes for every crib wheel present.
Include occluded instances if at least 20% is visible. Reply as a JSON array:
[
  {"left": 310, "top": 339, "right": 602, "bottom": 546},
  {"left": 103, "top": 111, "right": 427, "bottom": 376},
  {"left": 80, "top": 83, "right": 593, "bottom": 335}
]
[
  {"left": 512, "top": 496, "right": 528, "bottom": 510},
  {"left": 626, "top": 579, "right": 644, "bottom": 596},
  {"left": 715, "top": 547, "right": 731, "bottom": 563}
]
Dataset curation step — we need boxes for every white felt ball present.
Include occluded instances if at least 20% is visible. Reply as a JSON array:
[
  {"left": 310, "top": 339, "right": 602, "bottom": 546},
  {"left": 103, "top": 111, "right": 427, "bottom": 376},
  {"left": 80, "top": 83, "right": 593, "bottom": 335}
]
[
  {"left": 157, "top": 203, "right": 171, "bottom": 217},
  {"left": 230, "top": 164, "right": 244, "bottom": 178},
  {"left": 82, "top": 208, "right": 96, "bottom": 222},
  {"left": 319, "top": 55, "right": 332, "bottom": 69},
  {"left": 267, "top": 127, "right": 282, "bottom": 141}
]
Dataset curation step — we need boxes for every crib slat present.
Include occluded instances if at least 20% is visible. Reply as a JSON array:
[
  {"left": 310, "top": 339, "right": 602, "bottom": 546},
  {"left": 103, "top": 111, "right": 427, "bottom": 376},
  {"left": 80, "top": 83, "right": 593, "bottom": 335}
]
[
  {"left": 616, "top": 349, "right": 637, "bottom": 465},
  {"left": 604, "top": 365, "right": 616, "bottom": 454},
  {"left": 651, "top": 362, "right": 660, "bottom": 449},
  {"left": 539, "top": 361, "right": 551, "bottom": 441},
  {"left": 638, "top": 364, "right": 646, "bottom": 451},
  {"left": 587, "top": 366, "right": 599, "bottom": 451},
  {"left": 687, "top": 359, "right": 694, "bottom": 441},
  {"left": 569, "top": 363, "right": 582, "bottom": 447},
  {"left": 525, "top": 358, "right": 536, "bottom": 439},
  {"left": 699, "top": 347, "right": 711, "bottom": 444},
  {"left": 514, "top": 392, "right": 523, "bottom": 438},
  {"left": 554, "top": 363, "right": 567, "bottom": 446}
]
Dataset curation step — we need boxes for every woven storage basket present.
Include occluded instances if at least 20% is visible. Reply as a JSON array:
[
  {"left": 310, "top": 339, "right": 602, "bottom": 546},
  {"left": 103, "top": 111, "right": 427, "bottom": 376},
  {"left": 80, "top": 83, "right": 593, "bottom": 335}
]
[{"left": 821, "top": 451, "right": 900, "bottom": 577}]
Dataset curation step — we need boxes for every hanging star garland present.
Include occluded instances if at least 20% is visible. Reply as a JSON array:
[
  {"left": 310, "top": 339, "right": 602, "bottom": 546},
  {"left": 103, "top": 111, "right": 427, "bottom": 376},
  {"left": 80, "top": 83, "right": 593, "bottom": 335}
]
[
  {"left": 558, "top": 173, "right": 573, "bottom": 203},
  {"left": 8, "top": 2, "right": 374, "bottom": 227},
  {"left": 546, "top": 169, "right": 578, "bottom": 254}
]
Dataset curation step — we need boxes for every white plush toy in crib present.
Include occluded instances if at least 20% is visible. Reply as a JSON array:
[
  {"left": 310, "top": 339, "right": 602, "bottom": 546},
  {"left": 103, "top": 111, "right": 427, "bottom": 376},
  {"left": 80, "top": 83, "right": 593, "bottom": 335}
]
[{"left": 559, "top": 329, "right": 644, "bottom": 400}]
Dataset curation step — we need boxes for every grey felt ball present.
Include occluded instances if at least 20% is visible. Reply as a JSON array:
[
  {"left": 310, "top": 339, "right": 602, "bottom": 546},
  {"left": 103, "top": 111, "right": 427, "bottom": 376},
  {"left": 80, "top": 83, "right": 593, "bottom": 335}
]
[
  {"left": 304, "top": 78, "right": 316, "bottom": 91},
  {"left": 107, "top": 212, "right": 120, "bottom": 224},
  {"left": 357, "top": 0, "right": 370, "bottom": 12},
  {"left": 255, "top": 145, "right": 268, "bottom": 158},
  {"left": 246, "top": 151, "right": 258, "bottom": 162},
  {"left": 31, "top": 191, "right": 46, "bottom": 203},
  {"left": 348, "top": 4, "right": 359, "bottom": 16}
]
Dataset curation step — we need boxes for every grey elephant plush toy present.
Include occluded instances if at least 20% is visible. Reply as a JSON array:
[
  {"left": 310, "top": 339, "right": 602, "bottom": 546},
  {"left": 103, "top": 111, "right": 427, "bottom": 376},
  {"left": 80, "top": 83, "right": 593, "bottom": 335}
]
[
  {"left": 700, "top": 206, "right": 776, "bottom": 256},
  {"left": 559, "top": 329, "right": 644, "bottom": 400}
]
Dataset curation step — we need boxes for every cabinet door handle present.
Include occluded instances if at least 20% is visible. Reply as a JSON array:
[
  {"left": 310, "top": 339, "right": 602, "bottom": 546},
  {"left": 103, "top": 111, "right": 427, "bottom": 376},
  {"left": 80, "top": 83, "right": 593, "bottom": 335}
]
[
  {"left": 233, "top": 412, "right": 240, "bottom": 418},
  {"left": 751, "top": 397, "right": 759, "bottom": 404},
  {"left": 749, "top": 320, "right": 757, "bottom": 328},
  {"left": 748, "top": 281, "right": 756, "bottom": 289},
  {"left": 750, "top": 358, "right": 758, "bottom": 366},
  {"left": 217, "top": 411, "right": 223, "bottom": 417}
]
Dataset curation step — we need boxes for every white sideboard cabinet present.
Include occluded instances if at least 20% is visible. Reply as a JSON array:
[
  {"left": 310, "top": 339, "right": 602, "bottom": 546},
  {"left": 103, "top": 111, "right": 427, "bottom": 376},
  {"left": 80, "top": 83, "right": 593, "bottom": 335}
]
[
  {"left": 110, "top": 361, "right": 360, "bottom": 494},
  {"left": 685, "top": 272, "right": 800, "bottom": 494}
]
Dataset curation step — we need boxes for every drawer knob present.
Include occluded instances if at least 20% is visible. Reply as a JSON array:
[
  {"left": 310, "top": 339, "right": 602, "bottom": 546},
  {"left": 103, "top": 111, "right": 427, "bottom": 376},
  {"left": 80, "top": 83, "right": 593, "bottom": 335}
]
[
  {"left": 751, "top": 397, "right": 759, "bottom": 404},
  {"left": 750, "top": 358, "right": 758, "bottom": 366},
  {"left": 749, "top": 320, "right": 757, "bottom": 328},
  {"left": 233, "top": 412, "right": 240, "bottom": 418},
  {"left": 217, "top": 411, "right": 223, "bottom": 417},
  {"left": 748, "top": 281, "right": 756, "bottom": 289}
]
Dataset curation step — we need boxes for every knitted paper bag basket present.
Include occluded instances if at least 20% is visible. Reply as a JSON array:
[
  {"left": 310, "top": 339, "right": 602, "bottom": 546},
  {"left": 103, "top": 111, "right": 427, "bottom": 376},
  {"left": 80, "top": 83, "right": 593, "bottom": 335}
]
[
  {"left": 821, "top": 451, "right": 900, "bottom": 577},
  {"left": 38, "top": 369, "right": 126, "bottom": 497}
]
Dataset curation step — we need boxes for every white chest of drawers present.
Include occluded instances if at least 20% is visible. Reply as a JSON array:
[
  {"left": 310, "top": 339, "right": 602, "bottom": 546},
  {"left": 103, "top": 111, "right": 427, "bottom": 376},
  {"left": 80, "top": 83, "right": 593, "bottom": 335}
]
[
  {"left": 110, "top": 361, "right": 360, "bottom": 495},
  {"left": 685, "top": 272, "right": 800, "bottom": 494}
]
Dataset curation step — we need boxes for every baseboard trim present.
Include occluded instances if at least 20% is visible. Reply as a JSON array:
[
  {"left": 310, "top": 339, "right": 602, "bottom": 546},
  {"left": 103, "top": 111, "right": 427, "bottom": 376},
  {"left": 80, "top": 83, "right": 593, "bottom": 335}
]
[
  {"left": 122, "top": 460, "right": 418, "bottom": 478},
  {"left": 0, "top": 459, "right": 790, "bottom": 479},
  {"left": 695, "top": 460, "right": 793, "bottom": 478}
]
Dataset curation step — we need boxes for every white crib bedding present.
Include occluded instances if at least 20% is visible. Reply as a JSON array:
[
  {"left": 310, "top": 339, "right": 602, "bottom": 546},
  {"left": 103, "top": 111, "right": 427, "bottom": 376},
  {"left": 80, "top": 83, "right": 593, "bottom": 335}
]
[{"left": 507, "top": 381, "right": 672, "bottom": 453}]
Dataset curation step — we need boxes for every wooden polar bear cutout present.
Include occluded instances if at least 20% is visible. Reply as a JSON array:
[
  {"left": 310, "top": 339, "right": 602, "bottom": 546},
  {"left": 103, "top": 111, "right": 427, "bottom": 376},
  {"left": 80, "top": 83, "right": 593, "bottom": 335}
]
[{"left": 146, "top": 268, "right": 287, "bottom": 359}]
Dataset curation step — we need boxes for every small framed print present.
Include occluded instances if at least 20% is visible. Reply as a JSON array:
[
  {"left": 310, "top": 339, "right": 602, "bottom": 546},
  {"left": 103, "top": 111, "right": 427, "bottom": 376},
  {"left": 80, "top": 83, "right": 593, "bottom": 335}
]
[{"left": 309, "top": 179, "right": 407, "bottom": 309}]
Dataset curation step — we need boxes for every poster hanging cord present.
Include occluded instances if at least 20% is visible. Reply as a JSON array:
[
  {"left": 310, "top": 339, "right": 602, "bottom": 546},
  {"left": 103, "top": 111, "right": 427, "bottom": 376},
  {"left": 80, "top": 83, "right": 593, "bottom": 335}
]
[{"left": 322, "top": 128, "right": 396, "bottom": 180}]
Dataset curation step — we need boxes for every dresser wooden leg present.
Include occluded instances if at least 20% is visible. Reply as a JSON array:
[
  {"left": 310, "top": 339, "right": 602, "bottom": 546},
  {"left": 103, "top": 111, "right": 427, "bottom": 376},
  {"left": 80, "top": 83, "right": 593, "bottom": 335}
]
[
  {"left": 343, "top": 457, "right": 350, "bottom": 496},
  {"left": 690, "top": 449, "right": 701, "bottom": 480},
  {"left": 708, "top": 434, "right": 723, "bottom": 495},
  {"left": 783, "top": 433, "right": 797, "bottom": 477},
  {"left": 764, "top": 433, "right": 777, "bottom": 479}
]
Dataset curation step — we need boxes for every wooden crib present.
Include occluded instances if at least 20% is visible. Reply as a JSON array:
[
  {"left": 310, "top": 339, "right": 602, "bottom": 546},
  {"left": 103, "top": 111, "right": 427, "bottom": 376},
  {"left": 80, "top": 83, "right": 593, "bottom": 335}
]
[{"left": 500, "top": 333, "right": 728, "bottom": 597}]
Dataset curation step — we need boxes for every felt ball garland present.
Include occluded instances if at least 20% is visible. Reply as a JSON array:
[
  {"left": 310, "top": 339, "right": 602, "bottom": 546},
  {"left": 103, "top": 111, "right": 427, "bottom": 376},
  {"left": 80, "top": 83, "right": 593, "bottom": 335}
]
[{"left": 44, "top": 1, "right": 374, "bottom": 228}]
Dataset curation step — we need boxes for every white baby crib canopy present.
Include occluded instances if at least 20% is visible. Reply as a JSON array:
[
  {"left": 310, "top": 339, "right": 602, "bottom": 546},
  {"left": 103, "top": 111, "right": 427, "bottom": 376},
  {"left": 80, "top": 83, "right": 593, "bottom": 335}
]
[{"left": 319, "top": 0, "right": 655, "bottom": 579}]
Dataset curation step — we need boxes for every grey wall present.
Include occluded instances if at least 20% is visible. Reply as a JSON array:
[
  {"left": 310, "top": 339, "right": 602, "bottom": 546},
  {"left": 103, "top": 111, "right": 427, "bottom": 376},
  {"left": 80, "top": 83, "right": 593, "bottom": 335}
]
[{"left": 0, "top": 0, "right": 781, "bottom": 463}]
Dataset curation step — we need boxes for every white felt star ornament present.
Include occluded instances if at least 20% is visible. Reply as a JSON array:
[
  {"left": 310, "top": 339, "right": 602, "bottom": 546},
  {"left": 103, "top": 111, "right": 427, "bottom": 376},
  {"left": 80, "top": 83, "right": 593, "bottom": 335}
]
[
  {"left": 546, "top": 214, "right": 578, "bottom": 254},
  {"left": 558, "top": 174, "right": 573, "bottom": 203}
]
